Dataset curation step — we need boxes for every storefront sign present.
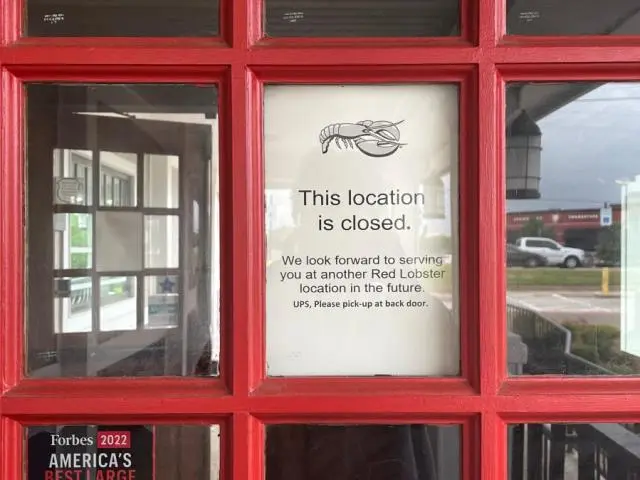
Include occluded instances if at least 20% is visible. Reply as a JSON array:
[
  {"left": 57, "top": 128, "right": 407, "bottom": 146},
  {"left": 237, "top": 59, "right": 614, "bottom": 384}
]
[
  {"left": 600, "top": 206, "right": 612, "bottom": 227},
  {"left": 265, "top": 84, "right": 460, "bottom": 376},
  {"left": 28, "top": 425, "right": 153, "bottom": 480}
]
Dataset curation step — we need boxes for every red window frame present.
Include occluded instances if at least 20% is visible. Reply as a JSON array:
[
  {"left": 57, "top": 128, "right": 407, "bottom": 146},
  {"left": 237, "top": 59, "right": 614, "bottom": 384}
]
[{"left": 3, "top": 0, "right": 640, "bottom": 478}]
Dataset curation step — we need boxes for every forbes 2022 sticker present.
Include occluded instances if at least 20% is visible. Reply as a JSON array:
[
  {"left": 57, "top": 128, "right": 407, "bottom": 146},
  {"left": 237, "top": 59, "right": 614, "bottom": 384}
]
[{"left": 28, "top": 425, "right": 153, "bottom": 480}]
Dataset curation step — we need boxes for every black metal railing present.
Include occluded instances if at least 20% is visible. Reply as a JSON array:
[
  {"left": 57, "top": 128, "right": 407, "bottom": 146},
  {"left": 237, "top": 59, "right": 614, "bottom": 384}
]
[
  {"left": 507, "top": 302, "right": 612, "bottom": 376},
  {"left": 69, "top": 276, "right": 132, "bottom": 313},
  {"left": 508, "top": 303, "right": 640, "bottom": 479},
  {"left": 510, "top": 423, "right": 640, "bottom": 480}
]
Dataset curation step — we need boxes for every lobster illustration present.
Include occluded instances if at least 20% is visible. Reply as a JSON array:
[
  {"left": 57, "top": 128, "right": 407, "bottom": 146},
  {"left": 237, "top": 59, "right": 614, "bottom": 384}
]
[{"left": 319, "top": 120, "right": 406, "bottom": 158}]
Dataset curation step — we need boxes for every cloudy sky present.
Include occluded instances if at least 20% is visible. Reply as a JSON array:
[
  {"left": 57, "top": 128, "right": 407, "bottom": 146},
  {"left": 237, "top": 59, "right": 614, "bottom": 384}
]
[{"left": 507, "top": 82, "right": 640, "bottom": 213}]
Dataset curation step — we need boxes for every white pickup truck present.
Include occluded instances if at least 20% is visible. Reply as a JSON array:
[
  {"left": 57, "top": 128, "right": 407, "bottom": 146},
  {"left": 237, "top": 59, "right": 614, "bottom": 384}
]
[{"left": 515, "top": 237, "right": 586, "bottom": 268}]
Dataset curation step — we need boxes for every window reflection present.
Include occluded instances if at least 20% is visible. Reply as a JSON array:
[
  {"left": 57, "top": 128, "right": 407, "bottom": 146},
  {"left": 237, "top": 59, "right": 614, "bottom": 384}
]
[
  {"left": 27, "top": 0, "right": 219, "bottom": 37},
  {"left": 505, "top": 82, "right": 640, "bottom": 376},
  {"left": 509, "top": 422, "right": 640, "bottom": 479},
  {"left": 27, "top": 84, "right": 220, "bottom": 378},
  {"left": 507, "top": 0, "right": 640, "bottom": 36},
  {"left": 264, "top": 0, "right": 459, "bottom": 37},
  {"left": 266, "top": 424, "right": 460, "bottom": 480}
]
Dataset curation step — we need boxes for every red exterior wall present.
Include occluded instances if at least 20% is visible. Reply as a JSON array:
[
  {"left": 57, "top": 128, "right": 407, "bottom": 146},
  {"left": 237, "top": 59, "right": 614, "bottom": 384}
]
[{"left": 507, "top": 204, "right": 621, "bottom": 243}]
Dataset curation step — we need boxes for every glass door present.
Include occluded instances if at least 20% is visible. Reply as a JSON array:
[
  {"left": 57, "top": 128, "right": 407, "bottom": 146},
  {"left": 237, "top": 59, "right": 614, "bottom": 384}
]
[
  {"left": 2, "top": 0, "right": 640, "bottom": 478},
  {"left": 27, "top": 83, "right": 215, "bottom": 378}
]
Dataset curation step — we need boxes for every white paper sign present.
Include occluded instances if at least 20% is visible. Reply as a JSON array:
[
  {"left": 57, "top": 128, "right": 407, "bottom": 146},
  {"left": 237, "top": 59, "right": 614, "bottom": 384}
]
[{"left": 265, "top": 84, "right": 460, "bottom": 376}]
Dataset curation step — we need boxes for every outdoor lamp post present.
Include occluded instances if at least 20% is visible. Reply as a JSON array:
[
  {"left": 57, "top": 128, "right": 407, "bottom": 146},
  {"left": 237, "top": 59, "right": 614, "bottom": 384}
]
[
  {"left": 422, "top": 175, "right": 445, "bottom": 219},
  {"left": 506, "top": 109, "right": 542, "bottom": 200}
]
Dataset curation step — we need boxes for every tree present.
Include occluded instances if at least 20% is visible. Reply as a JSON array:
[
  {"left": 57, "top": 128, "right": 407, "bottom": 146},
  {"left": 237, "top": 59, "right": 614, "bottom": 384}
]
[
  {"left": 519, "top": 218, "right": 555, "bottom": 239},
  {"left": 596, "top": 224, "right": 621, "bottom": 265}
]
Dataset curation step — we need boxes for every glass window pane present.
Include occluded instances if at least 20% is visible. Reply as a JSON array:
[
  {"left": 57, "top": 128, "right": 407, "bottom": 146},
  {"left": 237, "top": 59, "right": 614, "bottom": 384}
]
[
  {"left": 113, "top": 178, "right": 121, "bottom": 206},
  {"left": 99, "top": 276, "right": 137, "bottom": 331},
  {"left": 507, "top": 1, "right": 640, "bottom": 36},
  {"left": 26, "top": 425, "right": 220, "bottom": 480},
  {"left": 96, "top": 211, "right": 144, "bottom": 271},
  {"left": 100, "top": 152, "right": 137, "bottom": 207},
  {"left": 103, "top": 175, "right": 113, "bottom": 206},
  {"left": 145, "top": 275, "right": 180, "bottom": 329},
  {"left": 509, "top": 422, "right": 640, "bottom": 479},
  {"left": 26, "top": 83, "right": 220, "bottom": 378},
  {"left": 266, "top": 424, "right": 460, "bottom": 480},
  {"left": 53, "top": 213, "right": 92, "bottom": 270},
  {"left": 265, "top": 84, "right": 460, "bottom": 376},
  {"left": 505, "top": 81, "right": 640, "bottom": 376},
  {"left": 54, "top": 276, "right": 92, "bottom": 333},
  {"left": 54, "top": 150, "right": 92, "bottom": 206},
  {"left": 144, "top": 154, "right": 180, "bottom": 209},
  {"left": 265, "top": 0, "right": 459, "bottom": 37},
  {"left": 27, "top": 0, "right": 219, "bottom": 37},
  {"left": 145, "top": 215, "right": 180, "bottom": 269}
]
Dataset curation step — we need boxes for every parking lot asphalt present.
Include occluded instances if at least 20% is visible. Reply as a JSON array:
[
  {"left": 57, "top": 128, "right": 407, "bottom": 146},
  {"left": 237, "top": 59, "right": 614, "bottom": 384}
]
[{"left": 434, "top": 290, "right": 622, "bottom": 326}]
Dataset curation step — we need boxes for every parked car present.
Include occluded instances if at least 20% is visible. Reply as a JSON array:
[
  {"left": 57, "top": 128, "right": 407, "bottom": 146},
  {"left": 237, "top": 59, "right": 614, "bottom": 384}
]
[
  {"left": 515, "top": 237, "right": 586, "bottom": 268},
  {"left": 506, "top": 244, "right": 547, "bottom": 267}
]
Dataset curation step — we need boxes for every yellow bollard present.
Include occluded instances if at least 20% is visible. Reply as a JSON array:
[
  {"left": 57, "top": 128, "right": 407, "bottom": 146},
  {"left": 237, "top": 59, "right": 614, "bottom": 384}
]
[{"left": 602, "top": 267, "right": 609, "bottom": 295}]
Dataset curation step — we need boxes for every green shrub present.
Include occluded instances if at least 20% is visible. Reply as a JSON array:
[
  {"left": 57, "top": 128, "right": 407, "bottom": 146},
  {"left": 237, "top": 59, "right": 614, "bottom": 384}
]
[{"left": 564, "top": 323, "right": 640, "bottom": 374}]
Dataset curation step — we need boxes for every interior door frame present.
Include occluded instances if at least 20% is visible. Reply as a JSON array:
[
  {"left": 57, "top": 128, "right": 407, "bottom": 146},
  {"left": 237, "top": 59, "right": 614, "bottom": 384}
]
[
  {"left": 26, "top": 94, "right": 213, "bottom": 376},
  {"left": 3, "top": 0, "right": 640, "bottom": 479}
]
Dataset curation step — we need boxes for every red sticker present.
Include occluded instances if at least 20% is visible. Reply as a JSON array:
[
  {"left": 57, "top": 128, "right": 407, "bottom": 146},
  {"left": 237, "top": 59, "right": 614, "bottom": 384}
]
[{"left": 97, "top": 431, "right": 131, "bottom": 449}]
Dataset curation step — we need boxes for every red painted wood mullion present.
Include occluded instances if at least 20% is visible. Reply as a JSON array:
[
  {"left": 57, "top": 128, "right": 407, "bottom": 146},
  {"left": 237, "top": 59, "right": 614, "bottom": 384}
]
[
  {"left": 495, "top": 44, "right": 640, "bottom": 63},
  {"left": 476, "top": 10, "right": 504, "bottom": 471},
  {"left": 0, "top": 418, "right": 22, "bottom": 480},
  {"left": 229, "top": 64, "right": 264, "bottom": 396},
  {"left": 0, "top": 0, "right": 20, "bottom": 44},
  {"left": 477, "top": 61, "right": 505, "bottom": 397},
  {"left": 501, "top": 35, "right": 640, "bottom": 48},
  {"left": 229, "top": 0, "right": 250, "bottom": 50},
  {"left": 499, "top": 61, "right": 640, "bottom": 79},
  {"left": 7, "top": 389, "right": 640, "bottom": 419},
  {"left": 255, "top": 377, "right": 475, "bottom": 396},
  {"left": 231, "top": 413, "right": 262, "bottom": 480},
  {"left": 252, "top": 64, "right": 473, "bottom": 82},
  {"left": 1, "top": 45, "right": 478, "bottom": 66},
  {"left": 0, "top": 68, "right": 23, "bottom": 394},
  {"left": 478, "top": 0, "right": 501, "bottom": 48},
  {"left": 462, "top": 417, "right": 480, "bottom": 480},
  {"left": 481, "top": 412, "right": 506, "bottom": 480},
  {"left": 218, "top": 68, "right": 237, "bottom": 396},
  {"left": 5, "top": 44, "right": 640, "bottom": 67},
  {"left": 503, "top": 375, "right": 640, "bottom": 395},
  {"left": 458, "top": 69, "right": 481, "bottom": 391}
]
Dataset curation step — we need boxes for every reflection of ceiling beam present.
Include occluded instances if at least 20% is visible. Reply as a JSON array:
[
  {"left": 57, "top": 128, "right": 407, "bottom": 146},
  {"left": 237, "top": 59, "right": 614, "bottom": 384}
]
[
  {"left": 56, "top": 85, "right": 218, "bottom": 118},
  {"left": 59, "top": 84, "right": 218, "bottom": 118},
  {"left": 55, "top": 112, "right": 211, "bottom": 156},
  {"left": 507, "top": 82, "right": 603, "bottom": 127}
]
